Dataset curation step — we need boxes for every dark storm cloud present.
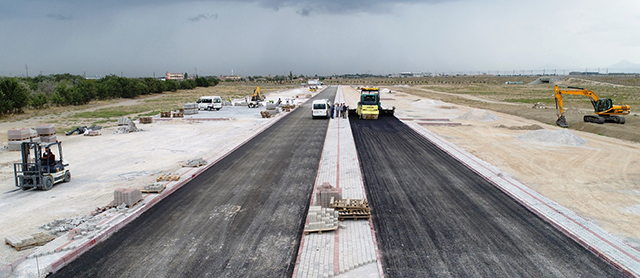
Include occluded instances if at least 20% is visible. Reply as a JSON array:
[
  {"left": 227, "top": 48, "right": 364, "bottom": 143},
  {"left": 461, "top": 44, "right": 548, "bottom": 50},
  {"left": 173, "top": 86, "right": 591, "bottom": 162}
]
[
  {"left": 46, "top": 13, "right": 72, "bottom": 20},
  {"left": 188, "top": 13, "right": 219, "bottom": 22}
]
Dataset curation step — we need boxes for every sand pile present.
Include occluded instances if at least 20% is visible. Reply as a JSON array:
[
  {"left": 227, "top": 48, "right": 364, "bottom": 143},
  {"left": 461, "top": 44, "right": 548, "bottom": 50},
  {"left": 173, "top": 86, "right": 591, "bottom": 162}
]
[
  {"left": 412, "top": 99, "right": 445, "bottom": 107},
  {"left": 456, "top": 109, "right": 499, "bottom": 121},
  {"left": 517, "top": 129, "right": 587, "bottom": 146}
]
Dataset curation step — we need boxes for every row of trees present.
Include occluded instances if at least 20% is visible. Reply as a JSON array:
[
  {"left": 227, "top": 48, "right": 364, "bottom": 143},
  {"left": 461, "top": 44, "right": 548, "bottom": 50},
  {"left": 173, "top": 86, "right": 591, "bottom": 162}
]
[{"left": 0, "top": 74, "right": 220, "bottom": 116}]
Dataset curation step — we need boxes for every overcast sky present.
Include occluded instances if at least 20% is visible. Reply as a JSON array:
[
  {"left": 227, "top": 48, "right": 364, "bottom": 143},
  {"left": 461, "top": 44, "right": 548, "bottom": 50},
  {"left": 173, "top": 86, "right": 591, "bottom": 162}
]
[{"left": 1, "top": 0, "right": 639, "bottom": 77}]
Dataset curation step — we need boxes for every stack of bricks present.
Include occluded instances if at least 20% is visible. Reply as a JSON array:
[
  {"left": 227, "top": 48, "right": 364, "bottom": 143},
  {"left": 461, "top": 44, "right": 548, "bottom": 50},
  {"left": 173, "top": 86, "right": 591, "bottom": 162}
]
[
  {"left": 315, "top": 182, "right": 342, "bottom": 208},
  {"left": 7, "top": 128, "right": 39, "bottom": 151},
  {"left": 184, "top": 103, "right": 198, "bottom": 115},
  {"left": 113, "top": 188, "right": 143, "bottom": 207},
  {"left": 36, "top": 124, "right": 57, "bottom": 143},
  {"left": 139, "top": 117, "right": 153, "bottom": 124},
  {"left": 304, "top": 206, "right": 339, "bottom": 233}
]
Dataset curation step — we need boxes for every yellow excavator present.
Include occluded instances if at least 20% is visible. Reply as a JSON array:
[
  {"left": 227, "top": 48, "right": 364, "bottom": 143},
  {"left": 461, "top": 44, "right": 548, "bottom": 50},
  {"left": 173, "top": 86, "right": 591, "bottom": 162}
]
[
  {"left": 554, "top": 85, "right": 630, "bottom": 128},
  {"left": 248, "top": 86, "right": 264, "bottom": 108}
]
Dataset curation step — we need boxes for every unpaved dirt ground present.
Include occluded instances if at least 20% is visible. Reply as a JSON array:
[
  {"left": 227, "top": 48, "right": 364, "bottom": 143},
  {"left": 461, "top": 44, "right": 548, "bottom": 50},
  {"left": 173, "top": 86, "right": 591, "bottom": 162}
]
[{"left": 342, "top": 85, "right": 640, "bottom": 248}]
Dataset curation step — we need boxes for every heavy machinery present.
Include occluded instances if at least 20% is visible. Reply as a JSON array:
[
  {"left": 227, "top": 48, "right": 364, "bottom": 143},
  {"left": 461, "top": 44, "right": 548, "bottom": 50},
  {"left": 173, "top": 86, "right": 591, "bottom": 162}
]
[
  {"left": 554, "top": 85, "right": 630, "bottom": 128},
  {"left": 14, "top": 141, "right": 70, "bottom": 191},
  {"left": 356, "top": 87, "right": 395, "bottom": 120},
  {"left": 248, "top": 86, "right": 264, "bottom": 108}
]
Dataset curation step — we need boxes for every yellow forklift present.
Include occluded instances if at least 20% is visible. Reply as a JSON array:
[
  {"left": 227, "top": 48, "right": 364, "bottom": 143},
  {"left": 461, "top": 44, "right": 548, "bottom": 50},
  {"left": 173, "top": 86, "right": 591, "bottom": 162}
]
[{"left": 14, "top": 141, "right": 70, "bottom": 191}]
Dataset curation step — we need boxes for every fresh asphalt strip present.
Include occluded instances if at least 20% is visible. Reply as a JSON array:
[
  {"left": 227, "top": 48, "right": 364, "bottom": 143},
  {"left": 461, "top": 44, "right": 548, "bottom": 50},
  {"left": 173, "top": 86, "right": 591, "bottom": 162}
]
[
  {"left": 349, "top": 114, "right": 626, "bottom": 277},
  {"left": 51, "top": 87, "right": 336, "bottom": 277}
]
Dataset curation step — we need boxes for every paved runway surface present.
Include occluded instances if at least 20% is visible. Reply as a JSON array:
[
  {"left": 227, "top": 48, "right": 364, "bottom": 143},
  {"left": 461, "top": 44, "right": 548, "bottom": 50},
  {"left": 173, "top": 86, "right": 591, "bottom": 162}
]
[
  {"left": 349, "top": 115, "right": 626, "bottom": 277},
  {"left": 52, "top": 88, "right": 336, "bottom": 277}
]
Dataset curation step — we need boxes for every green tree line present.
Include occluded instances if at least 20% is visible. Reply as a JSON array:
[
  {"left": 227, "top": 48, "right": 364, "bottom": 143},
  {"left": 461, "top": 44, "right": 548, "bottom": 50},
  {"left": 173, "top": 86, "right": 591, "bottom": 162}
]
[{"left": 0, "top": 74, "right": 220, "bottom": 116}]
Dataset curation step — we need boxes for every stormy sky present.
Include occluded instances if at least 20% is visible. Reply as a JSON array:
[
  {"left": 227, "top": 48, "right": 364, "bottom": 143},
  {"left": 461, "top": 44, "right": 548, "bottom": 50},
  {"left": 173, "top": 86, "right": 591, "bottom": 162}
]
[{"left": 1, "top": 0, "right": 639, "bottom": 77}]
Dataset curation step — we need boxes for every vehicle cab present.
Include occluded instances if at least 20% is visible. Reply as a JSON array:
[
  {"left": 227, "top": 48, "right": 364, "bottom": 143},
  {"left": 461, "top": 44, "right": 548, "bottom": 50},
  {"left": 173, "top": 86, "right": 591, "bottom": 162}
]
[
  {"left": 312, "top": 99, "right": 331, "bottom": 119},
  {"left": 197, "top": 96, "right": 223, "bottom": 111}
]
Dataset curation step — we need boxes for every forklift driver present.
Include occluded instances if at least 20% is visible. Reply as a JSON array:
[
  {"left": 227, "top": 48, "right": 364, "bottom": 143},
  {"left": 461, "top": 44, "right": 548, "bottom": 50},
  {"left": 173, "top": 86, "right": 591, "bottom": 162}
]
[{"left": 43, "top": 147, "right": 55, "bottom": 169}]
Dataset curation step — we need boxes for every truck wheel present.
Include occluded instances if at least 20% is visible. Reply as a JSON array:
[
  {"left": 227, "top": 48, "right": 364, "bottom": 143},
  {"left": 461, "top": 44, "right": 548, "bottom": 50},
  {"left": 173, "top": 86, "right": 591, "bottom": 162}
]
[
  {"left": 63, "top": 170, "right": 71, "bottom": 182},
  {"left": 42, "top": 176, "right": 54, "bottom": 191},
  {"left": 216, "top": 108, "right": 220, "bottom": 111}
]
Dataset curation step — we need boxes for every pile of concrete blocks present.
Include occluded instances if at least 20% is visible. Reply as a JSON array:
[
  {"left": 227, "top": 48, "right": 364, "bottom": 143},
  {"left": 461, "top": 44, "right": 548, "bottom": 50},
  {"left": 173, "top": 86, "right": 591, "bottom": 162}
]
[
  {"left": 223, "top": 101, "right": 232, "bottom": 106},
  {"left": 315, "top": 182, "right": 342, "bottom": 208},
  {"left": 41, "top": 215, "right": 98, "bottom": 236},
  {"left": 5, "top": 232, "right": 55, "bottom": 251},
  {"left": 115, "top": 117, "right": 139, "bottom": 134},
  {"left": 113, "top": 188, "right": 143, "bottom": 207},
  {"left": 7, "top": 128, "right": 39, "bottom": 151},
  {"left": 141, "top": 182, "right": 165, "bottom": 193},
  {"left": 139, "top": 116, "right": 153, "bottom": 124},
  {"left": 234, "top": 101, "right": 248, "bottom": 107},
  {"left": 184, "top": 103, "right": 198, "bottom": 115},
  {"left": 36, "top": 124, "right": 57, "bottom": 143},
  {"left": 304, "top": 206, "right": 339, "bottom": 234},
  {"left": 184, "top": 158, "right": 207, "bottom": 167}
]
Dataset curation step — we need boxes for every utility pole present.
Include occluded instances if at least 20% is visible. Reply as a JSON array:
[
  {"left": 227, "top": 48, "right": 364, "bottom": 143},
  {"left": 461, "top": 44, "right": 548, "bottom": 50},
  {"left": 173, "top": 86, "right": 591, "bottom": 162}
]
[
  {"left": 195, "top": 67, "right": 197, "bottom": 77},
  {"left": 25, "top": 64, "right": 28, "bottom": 78}
]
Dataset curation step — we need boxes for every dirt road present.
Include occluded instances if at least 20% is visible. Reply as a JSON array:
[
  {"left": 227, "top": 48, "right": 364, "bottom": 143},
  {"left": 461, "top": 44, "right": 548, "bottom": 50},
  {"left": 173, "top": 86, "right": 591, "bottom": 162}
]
[
  {"left": 349, "top": 114, "right": 625, "bottom": 277},
  {"left": 51, "top": 88, "right": 336, "bottom": 277}
]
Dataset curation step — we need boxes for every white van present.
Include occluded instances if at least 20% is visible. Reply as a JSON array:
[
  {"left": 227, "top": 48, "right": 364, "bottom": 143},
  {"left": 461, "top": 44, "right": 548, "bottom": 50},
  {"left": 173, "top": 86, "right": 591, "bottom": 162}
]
[
  {"left": 311, "top": 99, "right": 331, "bottom": 119},
  {"left": 197, "top": 96, "right": 223, "bottom": 111}
]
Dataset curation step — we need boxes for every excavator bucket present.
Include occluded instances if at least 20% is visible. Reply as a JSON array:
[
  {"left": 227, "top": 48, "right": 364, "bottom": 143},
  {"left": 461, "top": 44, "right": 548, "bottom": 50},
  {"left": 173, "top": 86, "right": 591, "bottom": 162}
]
[{"left": 556, "top": 116, "right": 569, "bottom": 128}]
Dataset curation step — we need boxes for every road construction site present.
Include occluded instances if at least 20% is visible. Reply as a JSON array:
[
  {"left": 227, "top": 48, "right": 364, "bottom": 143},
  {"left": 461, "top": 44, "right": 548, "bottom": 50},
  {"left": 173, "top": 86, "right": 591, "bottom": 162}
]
[{"left": 1, "top": 83, "right": 640, "bottom": 277}]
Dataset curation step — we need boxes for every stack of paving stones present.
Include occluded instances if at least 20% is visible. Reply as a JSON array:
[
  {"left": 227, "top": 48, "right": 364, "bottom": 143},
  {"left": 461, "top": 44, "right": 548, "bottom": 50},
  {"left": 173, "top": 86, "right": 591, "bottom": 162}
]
[
  {"left": 184, "top": 103, "right": 198, "bottom": 115},
  {"left": 139, "top": 117, "right": 153, "bottom": 124},
  {"left": 113, "top": 188, "right": 143, "bottom": 207},
  {"left": 304, "top": 206, "right": 339, "bottom": 233},
  {"left": 7, "top": 128, "right": 39, "bottom": 151},
  {"left": 184, "top": 158, "right": 207, "bottom": 167},
  {"left": 315, "top": 182, "right": 342, "bottom": 208},
  {"left": 36, "top": 124, "right": 56, "bottom": 143}
]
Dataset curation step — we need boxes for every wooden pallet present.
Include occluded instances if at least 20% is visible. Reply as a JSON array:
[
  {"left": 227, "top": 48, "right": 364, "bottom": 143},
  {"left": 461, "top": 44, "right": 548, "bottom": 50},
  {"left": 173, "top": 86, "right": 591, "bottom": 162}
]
[
  {"left": 140, "top": 184, "right": 166, "bottom": 194},
  {"left": 330, "top": 198, "right": 371, "bottom": 221},
  {"left": 6, "top": 232, "right": 55, "bottom": 251},
  {"left": 160, "top": 111, "right": 171, "bottom": 118},
  {"left": 304, "top": 225, "right": 338, "bottom": 235},
  {"left": 156, "top": 174, "right": 180, "bottom": 182},
  {"left": 338, "top": 210, "right": 371, "bottom": 221}
]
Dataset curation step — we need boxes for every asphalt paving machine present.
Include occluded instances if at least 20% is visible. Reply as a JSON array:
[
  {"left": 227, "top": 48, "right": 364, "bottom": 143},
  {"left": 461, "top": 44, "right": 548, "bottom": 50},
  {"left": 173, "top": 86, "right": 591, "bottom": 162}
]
[
  {"left": 356, "top": 87, "right": 395, "bottom": 120},
  {"left": 554, "top": 85, "right": 630, "bottom": 128},
  {"left": 14, "top": 141, "right": 70, "bottom": 191},
  {"left": 248, "top": 86, "right": 265, "bottom": 108}
]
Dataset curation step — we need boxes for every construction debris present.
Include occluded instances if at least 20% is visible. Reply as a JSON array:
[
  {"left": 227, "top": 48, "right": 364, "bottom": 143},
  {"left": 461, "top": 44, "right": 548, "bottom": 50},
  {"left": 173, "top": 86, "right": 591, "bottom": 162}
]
[
  {"left": 532, "top": 102, "right": 546, "bottom": 109},
  {"left": 114, "top": 117, "right": 140, "bottom": 134},
  {"left": 141, "top": 182, "right": 166, "bottom": 193},
  {"left": 315, "top": 182, "right": 342, "bottom": 208},
  {"left": 113, "top": 188, "right": 143, "bottom": 208},
  {"left": 329, "top": 198, "right": 371, "bottom": 220},
  {"left": 66, "top": 125, "right": 102, "bottom": 136},
  {"left": 183, "top": 158, "right": 207, "bottom": 167},
  {"left": 5, "top": 232, "right": 55, "bottom": 251},
  {"left": 304, "top": 206, "right": 339, "bottom": 235}
]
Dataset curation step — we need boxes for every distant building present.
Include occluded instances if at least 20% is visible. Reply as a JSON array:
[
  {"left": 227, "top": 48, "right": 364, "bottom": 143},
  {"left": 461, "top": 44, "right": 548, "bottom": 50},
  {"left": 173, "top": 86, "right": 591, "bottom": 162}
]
[
  {"left": 165, "top": 72, "right": 184, "bottom": 80},
  {"left": 219, "top": 75, "right": 242, "bottom": 81}
]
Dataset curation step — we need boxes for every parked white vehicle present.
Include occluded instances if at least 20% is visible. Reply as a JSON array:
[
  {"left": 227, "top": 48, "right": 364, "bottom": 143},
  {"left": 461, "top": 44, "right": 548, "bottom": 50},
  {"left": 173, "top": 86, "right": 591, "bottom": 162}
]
[
  {"left": 197, "top": 96, "right": 222, "bottom": 111},
  {"left": 311, "top": 99, "right": 331, "bottom": 119}
]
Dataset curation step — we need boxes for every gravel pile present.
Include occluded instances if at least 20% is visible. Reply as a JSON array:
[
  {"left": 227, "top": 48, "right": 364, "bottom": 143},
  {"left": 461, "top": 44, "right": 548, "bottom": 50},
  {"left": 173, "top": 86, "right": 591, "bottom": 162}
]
[
  {"left": 517, "top": 129, "right": 587, "bottom": 146},
  {"left": 456, "top": 109, "right": 500, "bottom": 121}
]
